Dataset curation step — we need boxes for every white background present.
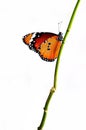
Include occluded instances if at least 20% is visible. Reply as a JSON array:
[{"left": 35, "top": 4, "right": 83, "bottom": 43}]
[{"left": 0, "top": 0, "right": 86, "bottom": 130}]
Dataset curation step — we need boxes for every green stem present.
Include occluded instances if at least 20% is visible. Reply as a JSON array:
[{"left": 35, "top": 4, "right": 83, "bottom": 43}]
[
  {"left": 37, "top": 1, "right": 81, "bottom": 130},
  {"left": 38, "top": 87, "right": 55, "bottom": 130},
  {"left": 54, "top": 0, "right": 81, "bottom": 89}
]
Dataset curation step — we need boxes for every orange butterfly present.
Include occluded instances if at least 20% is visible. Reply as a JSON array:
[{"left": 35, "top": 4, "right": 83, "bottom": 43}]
[{"left": 23, "top": 32, "right": 63, "bottom": 62}]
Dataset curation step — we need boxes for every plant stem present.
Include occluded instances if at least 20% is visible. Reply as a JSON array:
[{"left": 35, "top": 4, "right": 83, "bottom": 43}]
[
  {"left": 37, "top": 1, "right": 81, "bottom": 130},
  {"left": 54, "top": 0, "right": 81, "bottom": 89}
]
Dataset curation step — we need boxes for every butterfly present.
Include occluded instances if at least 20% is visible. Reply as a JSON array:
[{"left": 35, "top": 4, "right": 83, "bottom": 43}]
[{"left": 23, "top": 32, "right": 63, "bottom": 62}]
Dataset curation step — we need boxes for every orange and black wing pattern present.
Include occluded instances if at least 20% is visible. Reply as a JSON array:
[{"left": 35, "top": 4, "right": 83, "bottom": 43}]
[{"left": 23, "top": 32, "right": 63, "bottom": 62}]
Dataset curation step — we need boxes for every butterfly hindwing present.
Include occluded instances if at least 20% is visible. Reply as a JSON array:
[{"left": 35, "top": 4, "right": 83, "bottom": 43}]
[{"left": 38, "top": 35, "right": 61, "bottom": 61}]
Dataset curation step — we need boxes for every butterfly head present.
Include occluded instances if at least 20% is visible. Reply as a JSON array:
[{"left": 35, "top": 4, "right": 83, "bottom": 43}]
[{"left": 58, "top": 32, "right": 63, "bottom": 41}]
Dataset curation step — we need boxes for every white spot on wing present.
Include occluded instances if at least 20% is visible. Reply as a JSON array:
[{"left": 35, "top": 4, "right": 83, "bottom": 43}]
[{"left": 29, "top": 32, "right": 37, "bottom": 43}]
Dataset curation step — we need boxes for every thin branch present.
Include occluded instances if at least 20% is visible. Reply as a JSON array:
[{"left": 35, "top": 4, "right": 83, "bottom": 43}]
[
  {"left": 37, "top": 1, "right": 81, "bottom": 130},
  {"left": 54, "top": 0, "right": 81, "bottom": 89}
]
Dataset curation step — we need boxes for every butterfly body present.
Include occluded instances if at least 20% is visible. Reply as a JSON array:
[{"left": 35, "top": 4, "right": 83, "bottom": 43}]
[{"left": 23, "top": 32, "right": 63, "bottom": 62}]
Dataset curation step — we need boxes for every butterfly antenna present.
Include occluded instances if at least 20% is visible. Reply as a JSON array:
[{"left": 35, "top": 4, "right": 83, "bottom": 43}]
[{"left": 58, "top": 21, "right": 62, "bottom": 33}]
